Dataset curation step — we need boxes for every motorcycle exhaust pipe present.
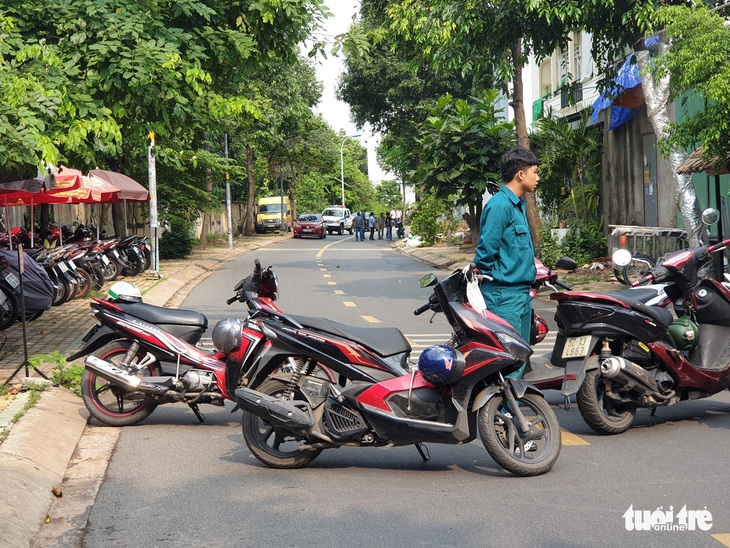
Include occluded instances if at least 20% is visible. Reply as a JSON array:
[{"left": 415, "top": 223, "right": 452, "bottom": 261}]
[
  {"left": 600, "top": 356, "right": 674, "bottom": 401},
  {"left": 234, "top": 387, "right": 314, "bottom": 436},
  {"left": 85, "top": 355, "right": 169, "bottom": 395}
]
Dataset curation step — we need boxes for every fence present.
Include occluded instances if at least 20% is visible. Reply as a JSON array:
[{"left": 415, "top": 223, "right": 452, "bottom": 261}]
[{"left": 609, "top": 224, "right": 687, "bottom": 260}]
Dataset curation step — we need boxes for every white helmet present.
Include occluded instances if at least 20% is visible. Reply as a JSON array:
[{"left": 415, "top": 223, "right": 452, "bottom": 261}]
[{"left": 108, "top": 281, "right": 142, "bottom": 303}]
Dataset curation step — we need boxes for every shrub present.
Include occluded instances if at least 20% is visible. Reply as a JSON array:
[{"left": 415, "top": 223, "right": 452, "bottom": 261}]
[
  {"left": 535, "top": 226, "right": 560, "bottom": 268},
  {"left": 160, "top": 217, "right": 195, "bottom": 259},
  {"left": 409, "top": 192, "right": 455, "bottom": 247},
  {"left": 561, "top": 219, "right": 607, "bottom": 266}
]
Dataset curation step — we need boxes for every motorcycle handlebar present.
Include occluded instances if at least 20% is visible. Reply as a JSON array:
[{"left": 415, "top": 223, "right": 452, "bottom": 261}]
[
  {"left": 226, "top": 296, "right": 238, "bottom": 305},
  {"left": 631, "top": 272, "right": 655, "bottom": 287},
  {"left": 555, "top": 280, "right": 572, "bottom": 291},
  {"left": 414, "top": 303, "right": 431, "bottom": 316},
  {"left": 708, "top": 238, "right": 730, "bottom": 254}
]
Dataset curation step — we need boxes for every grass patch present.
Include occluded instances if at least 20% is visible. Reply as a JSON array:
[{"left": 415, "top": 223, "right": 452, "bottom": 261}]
[{"left": 0, "top": 388, "right": 44, "bottom": 444}]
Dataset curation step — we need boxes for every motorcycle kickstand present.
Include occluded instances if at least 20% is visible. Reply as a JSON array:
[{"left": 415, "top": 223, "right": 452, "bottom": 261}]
[
  {"left": 415, "top": 443, "right": 430, "bottom": 462},
  {"left": 189, "top": 403, "right": 206, "bottom": 423}
]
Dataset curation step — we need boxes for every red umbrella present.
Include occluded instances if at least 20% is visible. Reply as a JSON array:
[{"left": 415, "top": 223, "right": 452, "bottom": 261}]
[{"left": 88, "top": 170, "right": 149, "bottom": 202}]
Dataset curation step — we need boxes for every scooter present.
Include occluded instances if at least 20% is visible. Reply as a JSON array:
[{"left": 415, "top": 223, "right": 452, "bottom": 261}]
[
  {"left": 234, "top": 264, "right": 562, "bottom": 476},
  {"left": 550, "top": 208, "right": 730, "bottom": 434}
]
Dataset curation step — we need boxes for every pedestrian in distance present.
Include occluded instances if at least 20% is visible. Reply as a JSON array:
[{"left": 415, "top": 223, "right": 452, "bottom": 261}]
[
  {"left": 377, "top": 212, "right": 385, "bottom": 240},
  {"left": 353, "top": 212, "right": 365, "bottom": 241},
  {"left": 385, "top": 213, "right": 393, "bottom": 240},
  {"left": 473, "top": 146, "right": 540, "bottom": 378},
  {"left": 368, "top": 212, "right": 376, "bottom": 240}
]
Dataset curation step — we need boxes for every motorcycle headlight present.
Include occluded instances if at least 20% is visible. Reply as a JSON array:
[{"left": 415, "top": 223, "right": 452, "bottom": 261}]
[{"left": 496, "top": 332, "right": 531, "bottom": 363}]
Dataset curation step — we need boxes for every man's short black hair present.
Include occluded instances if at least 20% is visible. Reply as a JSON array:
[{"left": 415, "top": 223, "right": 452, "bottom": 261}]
[{"left": 500, "top": 147, "right": 539, "bottom": 183}]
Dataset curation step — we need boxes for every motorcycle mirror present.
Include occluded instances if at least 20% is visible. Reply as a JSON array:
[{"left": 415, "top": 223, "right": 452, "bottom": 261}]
[
  {"left": 612, "top": 249, "right": 633, "bottom": 268},
  {"left": 701, "top": 207, "right": 720, "bottom": 227},
  {"left": 419, "top": 274, "right": 437, "bottom": 287}
]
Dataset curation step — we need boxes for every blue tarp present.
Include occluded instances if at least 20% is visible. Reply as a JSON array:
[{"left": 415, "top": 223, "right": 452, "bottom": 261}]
[{"left": 591, "top": 37, "right": 659, "bottom": 130}]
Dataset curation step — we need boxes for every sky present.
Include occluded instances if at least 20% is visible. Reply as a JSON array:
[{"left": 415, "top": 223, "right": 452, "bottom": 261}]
[{"left": 309, "top": 1, "right": 390, "bottom": 184}]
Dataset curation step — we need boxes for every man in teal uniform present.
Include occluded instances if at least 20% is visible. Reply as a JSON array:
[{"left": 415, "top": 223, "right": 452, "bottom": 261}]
[{"left": 474, "top": 147, "right": 540, "bottom": 377}]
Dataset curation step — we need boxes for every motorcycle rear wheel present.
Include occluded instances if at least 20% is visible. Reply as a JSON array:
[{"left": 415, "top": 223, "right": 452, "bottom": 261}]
[
  {"left": 73, "top": 267, "right": 93, "bottom": 299},
  {"left": 479, "top": 392, "right": 561, "bottom": 476},
  {"left": 577, "top": 369, "right": 636, "bottom": 434},
  {"left": 122, "top": 252, "right": 142, "bottom": 276},
  {"left": 103, "top": 258, "right": 121, "bottom": 282},
  {"left": 81, "top": 341, "right": 159, "bottom": 426},
  {"left": 241, "top": 379, "right": 322, "bottom": 469},
  {"left": 0, "top": 283, "right": 19, "bottom": 330}
]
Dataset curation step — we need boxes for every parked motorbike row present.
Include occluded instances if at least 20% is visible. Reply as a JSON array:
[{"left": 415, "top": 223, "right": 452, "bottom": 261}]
[
  {"left": 0, "top": 233, "right": 152, "bottom": 331},
  {"left": 67, "top": 208, "right": 730, "bottom": 478}
]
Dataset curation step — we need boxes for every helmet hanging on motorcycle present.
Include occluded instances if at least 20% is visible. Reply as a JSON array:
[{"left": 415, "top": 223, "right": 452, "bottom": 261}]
[
  {"left": 418, "top": 345, "right": 466, "bottom": 387},
  {"left": 211, "top": 318, "right": 244, "bottom": 354},
  {"left": 668, "top": 315, "right": 699, "bottom": 351},
  {"left": 108, "top": 281, "right": 142, "bottom": 303}
]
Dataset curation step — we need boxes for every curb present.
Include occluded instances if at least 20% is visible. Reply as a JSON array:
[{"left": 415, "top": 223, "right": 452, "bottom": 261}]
[{"left": 0, "top": 238, "right": 276, "bottom": 548}]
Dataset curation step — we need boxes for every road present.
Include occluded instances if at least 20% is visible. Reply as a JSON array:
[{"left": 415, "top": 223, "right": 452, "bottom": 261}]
[{"left": 43, "top": 236, "right": 730, "bottom": 547}]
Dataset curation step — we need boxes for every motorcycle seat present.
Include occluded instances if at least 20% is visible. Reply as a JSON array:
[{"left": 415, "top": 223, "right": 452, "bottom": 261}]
[
  {"left": 289, "top": 315, "right": 412, "bottom": 357},
  {"left": 609, "top": 287, "right": 663, "bottom": 304},
  {"left": 117, "top": 301, "right": 208, "bottom": 328},
  {"left": 591, "top": 293, "right": 674, "bottom": 327}
]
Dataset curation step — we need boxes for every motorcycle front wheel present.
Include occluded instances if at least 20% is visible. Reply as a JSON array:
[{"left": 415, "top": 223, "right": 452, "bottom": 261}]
[
  {"left": 576, "top": 369, "right": 636, "bottom": 434},
  {"left": 241, "top": 379, "right": 322, "bottom": 469},
  {"left": 479, "top": 392, "right": 561, "bottom": 476},
  {"left": 81, "top": 341, "right": 159, "bottom": 426}
]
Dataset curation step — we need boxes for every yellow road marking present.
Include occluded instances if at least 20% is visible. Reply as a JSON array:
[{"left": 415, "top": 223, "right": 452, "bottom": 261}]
[
  {"left": 560, "top": 430, "right": 591, "bottom": 446},
  {"left": 712, "top": 534, "right": 730, "bottom": 547},
  {"left": 361, "top": 315, "right": 381, "bottom": 323},
  {"left": 334, "top": 290, "right": 345, "bottom": 295},
  {"left": 328, "top": 282, "right": 337, "bottom": 286},
  {"left": 320, "top": 268, "right": 327, "bottom": 271},
  {"left": 323, "top": 274, "right": 331, "bottom": 278},
  {"left": 344, "top": 301, "right": 357, "bottom": 307},
  {"left": 316, "top": 238, "right": 347, "bottom": 260}
]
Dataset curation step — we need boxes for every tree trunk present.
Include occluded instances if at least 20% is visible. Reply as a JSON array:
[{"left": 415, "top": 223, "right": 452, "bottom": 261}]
[
  {"left": 111, "top": 203, "right": 126, "bottom": 236},
  {"left": 511, "top": 38, "right": 542, "bottom": 245},
  {"left": 244, "top": 145, "right": 256, "bottom": 236},
  {"left": 198, "top": 135, "right": 213, "bottom": 249},
  {"left": 464, "top": 201, "right": 482, "bottom": 245},
  {"left": 635, "top": 43, "right": 705, "bottom": 246}
]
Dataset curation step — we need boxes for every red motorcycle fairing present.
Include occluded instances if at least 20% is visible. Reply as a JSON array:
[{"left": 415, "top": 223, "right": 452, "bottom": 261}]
[
  {"left": 91, "top": 302, "right": 231, "bottom": 398},
  {"left": 224, "top": 324, "right": 268, "bottom": 395},
  {"left": 357, "top": 371, "right": 435, "bottom": 412}
]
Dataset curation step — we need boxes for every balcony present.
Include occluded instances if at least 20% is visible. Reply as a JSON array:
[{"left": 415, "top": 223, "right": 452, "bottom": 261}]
[{"left": 560, "top": 82, "right": 583, "bottom": 109}]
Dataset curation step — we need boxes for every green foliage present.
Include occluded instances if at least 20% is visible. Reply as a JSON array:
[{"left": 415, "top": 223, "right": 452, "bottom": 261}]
[
  {"left": 409, "top": 191, "right": 455, "bottom": 247},
  {"left": 535, "top": 226, "right": 560, "bottom": 268},
  {"left": 46, "top": 355, "right": 84, "bottom": 397},
  {"left": 374, "top": 180, "right": 403, "bottom": 211},
  {"left": 160, "top": 217, "right": 195, "bottom": 259},
  {"left": 561, "top": 219, "right": 607, "bottom": 266},
  {"left": 531, "top": 110, "right": 602, "bottom": 222},
  {"left": 410, "top": 91, "right": 514, "bottom": 241},
  {"left": 654, "top": 4, "right": 730, "bottom": 167}
]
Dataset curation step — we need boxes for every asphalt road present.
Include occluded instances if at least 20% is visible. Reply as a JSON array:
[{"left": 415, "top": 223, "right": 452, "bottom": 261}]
[{"left": 49, "top": 236, "right": 730, "bottom": 547}]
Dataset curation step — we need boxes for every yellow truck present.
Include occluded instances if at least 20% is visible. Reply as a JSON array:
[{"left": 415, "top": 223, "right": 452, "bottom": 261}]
[{"left": 255, "top": 196, "right": 292, "bottom": 233}]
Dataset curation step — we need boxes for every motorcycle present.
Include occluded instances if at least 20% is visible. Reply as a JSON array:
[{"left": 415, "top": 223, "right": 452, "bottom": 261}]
[
  {"left": 550, "top": 208, "right": 730, "bottom": 435},
  {"left": 233, "top": 264, "right": 562, "bottom": 476}
]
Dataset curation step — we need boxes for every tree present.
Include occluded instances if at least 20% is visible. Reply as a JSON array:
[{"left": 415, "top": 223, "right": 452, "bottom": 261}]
[
  {"left": 386, "top": 0, "right": 587, "bottom": 245},
  {"left": 410, "top": 91, "right": 514, "bottom": 240},
  {"left": 374, "top": 180, "right": 402, "bottom": 211},
  {"left": 654, "top": 4, "right": 730, "bottom": 171}
]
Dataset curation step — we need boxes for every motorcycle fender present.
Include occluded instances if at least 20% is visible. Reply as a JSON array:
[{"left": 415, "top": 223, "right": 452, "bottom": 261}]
[
  {"left": 66, "top": 325, "right": 121, "bottom": 362},
  {"left": 560, "top": 355, "right": 600, "bottom": 397},
  {"left": 471, "top": 380, "right": 543, "bottom": 413}
]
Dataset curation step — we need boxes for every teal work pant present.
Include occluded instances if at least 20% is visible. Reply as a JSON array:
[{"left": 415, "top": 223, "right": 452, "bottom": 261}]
[{"left": 481, "top": 285, "right": 532, "bottom": 378}]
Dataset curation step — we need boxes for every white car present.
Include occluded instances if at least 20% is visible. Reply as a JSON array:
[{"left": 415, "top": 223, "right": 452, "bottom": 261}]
[{"left": 321, "top": 206, "right": 354, "bottom": 235}]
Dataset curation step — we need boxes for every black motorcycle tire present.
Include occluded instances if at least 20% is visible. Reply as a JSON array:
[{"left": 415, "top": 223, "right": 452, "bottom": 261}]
[
  {"left": 81, "top": 341, "right": 159, "bottom": 426},
  {"left": 103, "top": 258, "right": 121, "bottom": 282},
  {"left": 123, "top": 252, "right": 142, "bottom": 276},
  {"left": 479, "top": 392, "right": 561, "bottom": 477},
  {"left": 73, "top": 267, "right": 93, "bottom": 298},
  {"left": 89, "top": 263, "right": 106, "bottom": 289},
  {"left": 66, "top": 277, "right": 79, "bottom": 301},
  {"left": 241, "top": 379, "right": 322, "bottom": 469},
  {"left": 0, "top": 282, "right": 19, "bottom": 330},
  {"left": 576, "top": 369, "right": 637, "bottom": 434}
]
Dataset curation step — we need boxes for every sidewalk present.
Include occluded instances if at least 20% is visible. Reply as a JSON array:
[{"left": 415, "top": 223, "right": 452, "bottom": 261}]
[{"left": 0, "top": 234, "right": 282, "bottom": 548}]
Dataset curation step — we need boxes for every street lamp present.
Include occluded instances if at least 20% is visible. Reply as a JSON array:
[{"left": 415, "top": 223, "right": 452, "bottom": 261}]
[{"left": 340, "top": 133, "right": 362, "bottom": 207}]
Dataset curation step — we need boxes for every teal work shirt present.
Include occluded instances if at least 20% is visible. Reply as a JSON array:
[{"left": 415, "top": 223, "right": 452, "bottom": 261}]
[{"left": 474, "top": 186, "right": 536, "bottom": 287}]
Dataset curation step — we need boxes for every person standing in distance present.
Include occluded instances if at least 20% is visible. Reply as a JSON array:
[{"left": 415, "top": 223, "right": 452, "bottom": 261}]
[{"left": 473, "top": 147, "right": 540, "bottom": 378}]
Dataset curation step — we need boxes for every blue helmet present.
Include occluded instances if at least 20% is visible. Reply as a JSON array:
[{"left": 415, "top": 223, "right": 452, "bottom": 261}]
[{"left": 418, "top": 345, "right": 466, "bottom": 387}]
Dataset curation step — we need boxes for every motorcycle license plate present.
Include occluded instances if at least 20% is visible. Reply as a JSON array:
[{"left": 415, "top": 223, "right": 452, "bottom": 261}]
[
  {"left": 68, "top": 261, "right": 77, "bottom": 270},
  {"left": 58, "top": 262, "right": 68, "bottom": 272},
  {"left": 101, "top": 255, "right": 110, "bottom": 265},
  {"left": 4, "top": 272, "right": 19, "bottom": 288},
  {"left": 561, "top": 335, "right": 592, "bottom": 359}
]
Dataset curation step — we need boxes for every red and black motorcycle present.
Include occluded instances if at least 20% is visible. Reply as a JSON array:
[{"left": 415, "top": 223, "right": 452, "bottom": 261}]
[
  {"left": 550, "top": 208, "right": 730, "bottom": 434},
  {"left": 234, "top": 265, "right": 562, "bottom": 476}
]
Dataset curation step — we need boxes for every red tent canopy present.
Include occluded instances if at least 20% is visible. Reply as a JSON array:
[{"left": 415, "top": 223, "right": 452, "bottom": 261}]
[
  {"left": 88, "top": 170, "right": 149, "bottom": 202},
  {"left": 0, "top": 166, "right": 83, "bottom": 205}
]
